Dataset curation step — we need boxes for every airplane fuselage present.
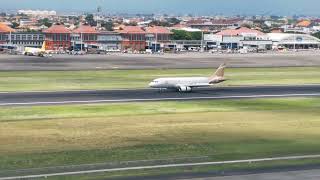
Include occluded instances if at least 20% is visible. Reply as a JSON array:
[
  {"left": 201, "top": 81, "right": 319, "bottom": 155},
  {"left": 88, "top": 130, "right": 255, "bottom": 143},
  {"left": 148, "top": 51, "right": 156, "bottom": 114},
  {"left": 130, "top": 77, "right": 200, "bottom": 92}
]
[{"left": 149, "top": 77, "right": 211, "bottom": 90}]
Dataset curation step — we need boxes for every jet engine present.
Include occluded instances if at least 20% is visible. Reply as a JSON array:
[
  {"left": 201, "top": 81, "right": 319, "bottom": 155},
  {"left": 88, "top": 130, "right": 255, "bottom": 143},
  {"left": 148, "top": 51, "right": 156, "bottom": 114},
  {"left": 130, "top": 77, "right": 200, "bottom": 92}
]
[{"left": 179, "top": 86, "right": 192, "bottom": 92}]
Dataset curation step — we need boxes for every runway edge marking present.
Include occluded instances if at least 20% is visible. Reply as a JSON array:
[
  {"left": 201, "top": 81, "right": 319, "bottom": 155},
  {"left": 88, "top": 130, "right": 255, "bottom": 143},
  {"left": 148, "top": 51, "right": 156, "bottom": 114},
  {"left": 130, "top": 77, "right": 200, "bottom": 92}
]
[
  {"left": 1, "top": 154, "right": 320, "bottom": 180},
  {"left": 1, "top": 93, "right": 320, "bottom": 106}
]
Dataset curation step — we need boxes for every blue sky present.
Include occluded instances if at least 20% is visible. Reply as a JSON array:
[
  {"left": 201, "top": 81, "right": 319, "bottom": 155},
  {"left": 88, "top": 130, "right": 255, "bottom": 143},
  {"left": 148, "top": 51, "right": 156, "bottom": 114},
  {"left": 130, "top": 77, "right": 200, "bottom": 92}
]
[{"left": 1, "top": 0, "right": 320, "bottom": 15}]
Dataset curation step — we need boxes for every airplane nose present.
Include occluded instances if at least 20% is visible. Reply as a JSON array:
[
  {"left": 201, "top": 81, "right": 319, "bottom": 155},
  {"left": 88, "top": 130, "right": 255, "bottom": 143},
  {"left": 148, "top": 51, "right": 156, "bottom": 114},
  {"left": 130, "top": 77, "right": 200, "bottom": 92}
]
[{"left": 149, "top": 82, "right": 154, "bottom": 87}]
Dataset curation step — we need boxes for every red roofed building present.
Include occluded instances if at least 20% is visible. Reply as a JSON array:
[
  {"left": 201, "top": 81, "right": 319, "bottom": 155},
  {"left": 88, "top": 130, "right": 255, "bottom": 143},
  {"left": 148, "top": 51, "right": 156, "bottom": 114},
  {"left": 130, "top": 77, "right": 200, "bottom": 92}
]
[
  {"left": 118, "top": 26, "right": 146, "bottom": 51},
  {"left": 216, "top": 27, "right": 265, "bottom": 36},
  {"left": 43, "top": 25, "right": 71, "bottom": 50},
  {"left": 145, "top": 26, "right": 172, "bottom": 42},
  {"left": 0, "top": 23, "right": 15, "bottom": 44},
  {"left": 72, "top": 25, "right": 98, "bottom": 46},
  {"left": 145, "top": 26, "right": 172, "bottom": 51},
  {"left": 296, "top": 20, "right": 312, "bottom": 27}
]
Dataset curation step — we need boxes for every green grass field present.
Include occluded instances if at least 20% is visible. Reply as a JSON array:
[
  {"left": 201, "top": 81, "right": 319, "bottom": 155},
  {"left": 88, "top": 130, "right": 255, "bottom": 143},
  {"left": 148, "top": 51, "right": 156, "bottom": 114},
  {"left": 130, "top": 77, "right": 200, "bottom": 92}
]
[
  {"left": 1, "top": 98, "right": 320, "bottom": 171},
  {"left": 0, "top": 67, "right": 320, "bottom": 92}
]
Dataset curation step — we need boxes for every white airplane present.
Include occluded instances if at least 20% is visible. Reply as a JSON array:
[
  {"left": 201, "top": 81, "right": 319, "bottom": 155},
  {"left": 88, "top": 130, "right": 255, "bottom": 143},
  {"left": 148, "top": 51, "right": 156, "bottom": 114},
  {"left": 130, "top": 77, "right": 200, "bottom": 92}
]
[
  {"left": 149, "top": 63, "right": 227, "bottom": 92},
  {"left": 23, "top": 42, "right": 52, "bottom": 57}
]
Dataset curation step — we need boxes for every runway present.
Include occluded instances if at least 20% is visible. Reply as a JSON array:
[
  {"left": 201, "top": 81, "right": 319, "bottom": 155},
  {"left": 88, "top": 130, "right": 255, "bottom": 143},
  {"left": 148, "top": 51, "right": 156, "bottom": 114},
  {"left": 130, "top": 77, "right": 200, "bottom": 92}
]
[
  {"left": 1, "top": 52, "right": 320, "bottom": 71},
  {"left": 0, "top": 85, "right": 319, "bottom": 106},
  {"left": 182, "top": 168, "right": 320, "bottom": 180}
]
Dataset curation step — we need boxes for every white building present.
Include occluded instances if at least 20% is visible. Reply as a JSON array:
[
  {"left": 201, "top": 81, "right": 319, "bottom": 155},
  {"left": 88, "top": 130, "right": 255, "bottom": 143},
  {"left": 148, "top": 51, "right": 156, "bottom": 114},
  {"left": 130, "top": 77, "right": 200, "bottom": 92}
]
[
  {"left": 204, "top": 27, "right": 272, "bottom": 50},
  {"left": 18, "top": 10, "right": 57, "bottom": 17},
  {"left": 267, "top": 33, "right": 320, "bottom": 49}
]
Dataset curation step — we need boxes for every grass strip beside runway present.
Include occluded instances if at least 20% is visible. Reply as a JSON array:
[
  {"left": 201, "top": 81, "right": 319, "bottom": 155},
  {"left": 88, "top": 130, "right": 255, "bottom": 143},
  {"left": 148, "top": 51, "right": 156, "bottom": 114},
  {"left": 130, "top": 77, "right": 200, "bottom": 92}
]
[
  {"left": 0, "top": 67, "right": 320, "bottom": 92},
  {"left": 0, "top": 97, "right": 320, "bottom": 171},
  {"left": 44, "top": 158, "right": 320, "bottom": 180}
]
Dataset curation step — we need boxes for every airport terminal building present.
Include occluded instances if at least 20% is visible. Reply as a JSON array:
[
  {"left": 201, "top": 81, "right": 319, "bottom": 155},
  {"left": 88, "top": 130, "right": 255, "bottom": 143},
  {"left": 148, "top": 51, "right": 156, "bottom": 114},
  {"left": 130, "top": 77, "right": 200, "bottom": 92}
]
[
  {"left": 43, "top": 25, "right": 72, "bottom": 51},
  {"left": 118, "top": 26, "right": 146, "bottom": 51},
  {"left": 2, "top": 21, "right": 320, "bottom": 52},
  {"left": 0, "top": 23, "right": 15, "bottom": 44}
]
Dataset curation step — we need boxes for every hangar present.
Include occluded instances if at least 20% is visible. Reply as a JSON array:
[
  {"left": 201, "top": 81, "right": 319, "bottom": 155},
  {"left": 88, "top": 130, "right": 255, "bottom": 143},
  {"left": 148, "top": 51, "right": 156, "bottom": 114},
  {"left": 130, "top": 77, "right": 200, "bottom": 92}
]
[
  {"left": 204, "top": 27, "right": 273, "bottom": 50},
  {"left": 268, "top": 33, "right": 320, "bottom": 49}
]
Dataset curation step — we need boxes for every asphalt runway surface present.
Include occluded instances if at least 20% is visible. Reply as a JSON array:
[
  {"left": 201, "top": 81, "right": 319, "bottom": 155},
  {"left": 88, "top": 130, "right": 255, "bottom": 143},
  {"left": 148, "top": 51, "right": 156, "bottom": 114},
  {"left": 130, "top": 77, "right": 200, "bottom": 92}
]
[
  {"left": 0, "top": 85, "right": 319, "bottom": 106},
  {"left": 1, "top": 52, "right": 320, "bottom": 70},
  {"left": 183, "top": 168, "right": 320, "bottom": 180}
]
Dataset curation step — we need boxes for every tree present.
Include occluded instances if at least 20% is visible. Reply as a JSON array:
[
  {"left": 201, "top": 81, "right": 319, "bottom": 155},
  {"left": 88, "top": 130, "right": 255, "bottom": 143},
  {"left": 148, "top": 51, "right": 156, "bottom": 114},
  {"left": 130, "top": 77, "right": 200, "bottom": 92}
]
[
  {"left": 171, "top": 30, "right": 202, "bottom": 40},
  {"left": 172, "top": 30, "right": 189, "bottom": 40},
  {"left": 17, "top": 13, "right": 28, "bottom": 17},
  {"left": 0, "top": 12, "right": 6, "bottom": 17},
  {"left": 38, "top": 18, "right": 52, "bottom": 28},
  {"left": 150, "top": 20, "right": 170, "bottom": 27},
  {"left": 124, "top": 22, "right": 137, "bottom": 26},
  {"left": 11, "top": 22, "right": 19, "bottom": 28},
  {"left": 167, "top": 18, "right": 181, "bottom": 26},
  {"left": 27, "top": 28, "right": 37, "bottom": 32},
  {"left": 101, "top": 21, "right": 114, "bottom": 31},
  {"left": 85, "top": 14, "right": 97, "bottom": 26},
  {"left": 241, "top": 23, "right": 252, "bottom": 29},
  {"left": 312, "top": 32, "right": 320, "bottom": 39},
  {"left": 190, "top": 31, "right": 202, "bottom": 40}
]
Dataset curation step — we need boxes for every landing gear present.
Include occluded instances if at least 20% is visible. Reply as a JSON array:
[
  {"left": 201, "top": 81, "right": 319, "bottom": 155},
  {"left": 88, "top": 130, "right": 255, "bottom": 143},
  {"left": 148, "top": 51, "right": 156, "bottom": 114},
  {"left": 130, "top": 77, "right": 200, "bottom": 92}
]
[{"left": 158, "top": 88, "right": 166, "bottom": 93}]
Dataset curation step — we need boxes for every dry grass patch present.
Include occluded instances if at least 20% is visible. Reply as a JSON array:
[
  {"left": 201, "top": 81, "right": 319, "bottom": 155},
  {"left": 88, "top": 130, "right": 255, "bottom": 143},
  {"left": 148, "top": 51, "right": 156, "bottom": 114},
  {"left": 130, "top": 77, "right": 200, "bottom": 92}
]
[{"left": 1, "top": 111, "right": 320, "bottom": 155}]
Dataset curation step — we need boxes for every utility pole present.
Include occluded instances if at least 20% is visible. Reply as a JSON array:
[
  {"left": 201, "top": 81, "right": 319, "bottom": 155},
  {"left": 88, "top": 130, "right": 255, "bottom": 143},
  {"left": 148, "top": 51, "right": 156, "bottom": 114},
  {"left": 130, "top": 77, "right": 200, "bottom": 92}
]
[
  {"left": 155, "top": 33, "right": 158, "bottom": 53},
  {"left": 201, "top": 31, "right": 204, "bottom": 52},
  {"left": 293, "top": 30, "right": 296, "bottom": 51},
  {"left": 80, "top": 32, "right": 83, "bottom": 52},
  {"left": 9, "top": 31, "right": 12, "bottom": 45},
  {"left": 9, "top": 31, "right": 12, "bottom": 54}
]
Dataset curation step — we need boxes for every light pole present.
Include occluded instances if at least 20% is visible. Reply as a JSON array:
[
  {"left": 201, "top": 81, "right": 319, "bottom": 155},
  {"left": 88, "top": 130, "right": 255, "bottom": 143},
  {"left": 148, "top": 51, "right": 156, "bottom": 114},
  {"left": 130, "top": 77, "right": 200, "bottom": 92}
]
[
  {"left": 293, "top": 30, "right": 296, "bottom": 51},
  {"left": 9, "top": 31, "right": 12, "bottom": 45},
  {"left": 80, "top": 32, "right": 83, "bottom": 52},
  {"left": 155, "top": 32, "right": 158, "bottom": 53},
  {"left": 201, "top": 31, "right": 204, "bottom": 52}
]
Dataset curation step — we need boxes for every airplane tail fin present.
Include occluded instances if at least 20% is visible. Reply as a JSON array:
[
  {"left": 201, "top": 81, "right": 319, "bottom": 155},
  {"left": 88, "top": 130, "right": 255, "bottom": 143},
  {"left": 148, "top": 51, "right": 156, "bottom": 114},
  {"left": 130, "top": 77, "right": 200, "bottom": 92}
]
[
  {"left": 209, "top": 63, "right": 227, "bottom": 84},
  {"left": 215, "top": 63, "right": 226, "bottom": 77},
  {"left": 41, "top": 41, "right": 46, "bottom": 51}
]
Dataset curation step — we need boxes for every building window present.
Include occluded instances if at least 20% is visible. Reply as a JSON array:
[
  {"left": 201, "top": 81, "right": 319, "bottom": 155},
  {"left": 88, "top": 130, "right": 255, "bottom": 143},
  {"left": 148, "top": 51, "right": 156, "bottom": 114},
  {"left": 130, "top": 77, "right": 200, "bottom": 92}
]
[{"left": 62, "top": 34, "right": 66, "bottom": 41}]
